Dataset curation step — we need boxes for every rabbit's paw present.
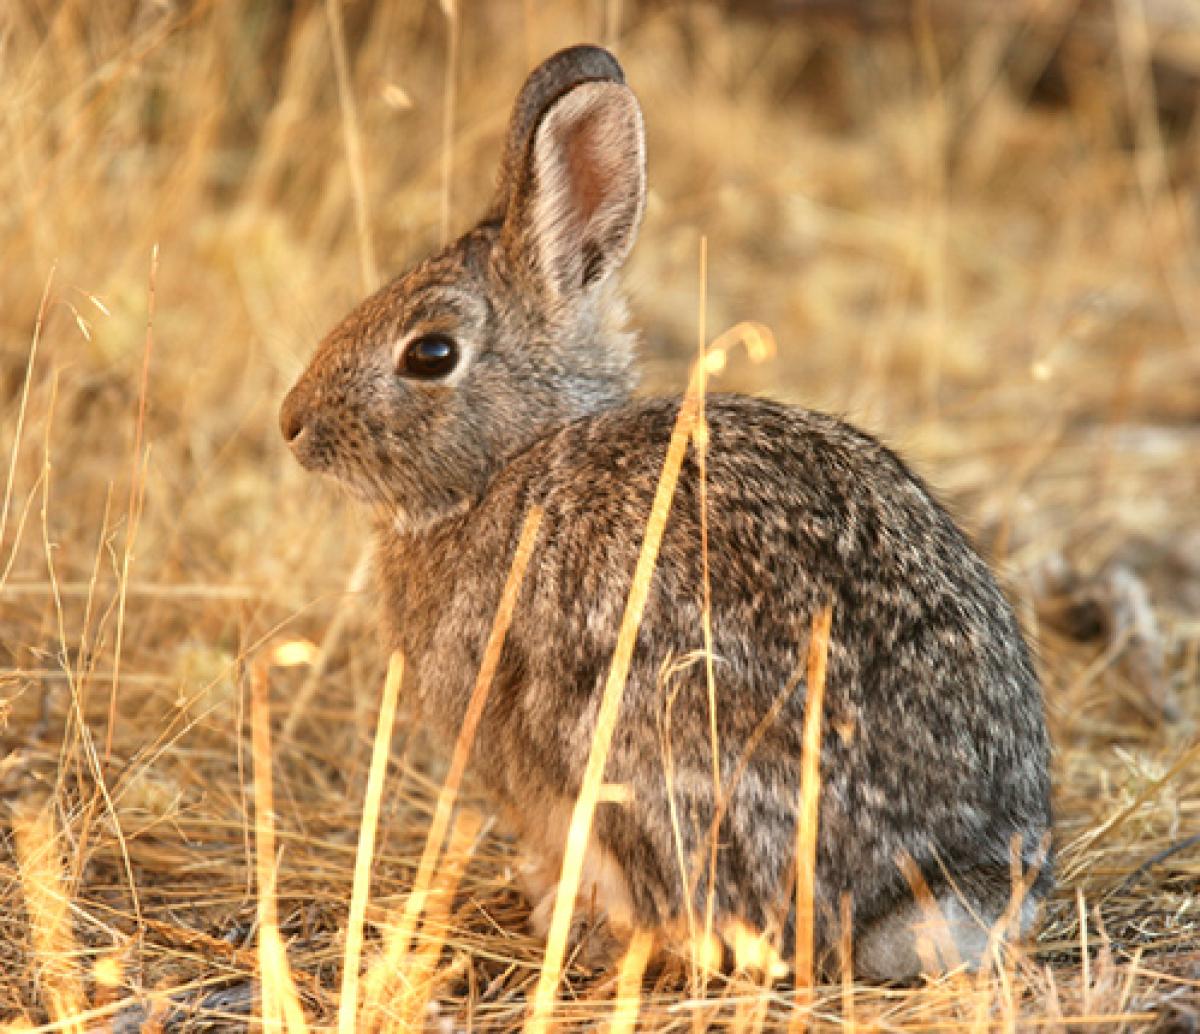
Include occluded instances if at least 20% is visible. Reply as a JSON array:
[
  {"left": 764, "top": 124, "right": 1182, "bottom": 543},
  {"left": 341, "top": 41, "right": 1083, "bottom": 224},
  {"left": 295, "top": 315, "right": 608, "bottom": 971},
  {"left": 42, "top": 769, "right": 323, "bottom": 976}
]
[{"left": 522, "top": 872, "right": 628, "bottom": 972}]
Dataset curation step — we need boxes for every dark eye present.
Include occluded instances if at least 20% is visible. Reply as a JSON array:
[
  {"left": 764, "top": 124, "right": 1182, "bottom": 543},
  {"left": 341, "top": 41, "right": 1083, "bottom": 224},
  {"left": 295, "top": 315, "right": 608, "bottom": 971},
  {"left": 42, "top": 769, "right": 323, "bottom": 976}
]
[{"left": 399, "top": 333, "right": 459, "bottom": 380}]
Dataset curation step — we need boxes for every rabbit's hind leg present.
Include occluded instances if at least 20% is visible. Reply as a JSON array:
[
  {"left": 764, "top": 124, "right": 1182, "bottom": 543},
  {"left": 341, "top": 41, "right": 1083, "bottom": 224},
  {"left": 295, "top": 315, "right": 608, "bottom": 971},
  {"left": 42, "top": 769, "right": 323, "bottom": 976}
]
[{"left": 855, "top": 885, "right": 1039, "bottom": 982}]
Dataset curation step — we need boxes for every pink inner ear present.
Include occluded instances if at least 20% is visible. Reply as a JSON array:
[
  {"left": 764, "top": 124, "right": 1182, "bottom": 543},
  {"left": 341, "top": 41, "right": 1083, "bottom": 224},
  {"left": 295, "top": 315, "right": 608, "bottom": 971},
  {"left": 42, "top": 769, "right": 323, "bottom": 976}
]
[{"left": 564, "top": 110, "right": 613, "bottom": 226}]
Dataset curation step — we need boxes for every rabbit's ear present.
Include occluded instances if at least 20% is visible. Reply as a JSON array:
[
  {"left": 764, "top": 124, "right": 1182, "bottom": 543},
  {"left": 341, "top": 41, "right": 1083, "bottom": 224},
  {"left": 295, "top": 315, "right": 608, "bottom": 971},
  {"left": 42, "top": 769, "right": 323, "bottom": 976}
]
[
  {"left": 500, "top": 69, "right": 646, "bottom": 301},
  {"left": 492, "top": 45, "right": 626, "bottom": 216}
]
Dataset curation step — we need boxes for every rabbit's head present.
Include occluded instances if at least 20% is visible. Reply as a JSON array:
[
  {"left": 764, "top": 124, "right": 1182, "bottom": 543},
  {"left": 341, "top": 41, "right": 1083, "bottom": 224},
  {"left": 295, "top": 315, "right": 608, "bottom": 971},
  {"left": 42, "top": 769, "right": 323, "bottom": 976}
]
[{"left": 280, "top": 46, "right": 646, "bottom": 530}]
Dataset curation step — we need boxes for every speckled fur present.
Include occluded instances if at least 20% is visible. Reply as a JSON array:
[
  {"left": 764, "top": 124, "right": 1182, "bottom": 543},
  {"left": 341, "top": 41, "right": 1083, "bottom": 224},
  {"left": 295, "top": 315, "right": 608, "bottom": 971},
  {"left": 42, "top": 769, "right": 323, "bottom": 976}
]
[{"left": 280, "top": 45, "right": 1052, "bottom": 978}]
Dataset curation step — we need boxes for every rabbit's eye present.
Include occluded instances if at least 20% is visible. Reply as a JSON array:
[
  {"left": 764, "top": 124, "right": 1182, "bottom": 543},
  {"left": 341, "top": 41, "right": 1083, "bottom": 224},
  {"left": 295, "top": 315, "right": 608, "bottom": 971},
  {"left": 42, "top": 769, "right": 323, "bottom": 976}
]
[{"left": 399, "top": 333, "right": 459, "bottom": 380}]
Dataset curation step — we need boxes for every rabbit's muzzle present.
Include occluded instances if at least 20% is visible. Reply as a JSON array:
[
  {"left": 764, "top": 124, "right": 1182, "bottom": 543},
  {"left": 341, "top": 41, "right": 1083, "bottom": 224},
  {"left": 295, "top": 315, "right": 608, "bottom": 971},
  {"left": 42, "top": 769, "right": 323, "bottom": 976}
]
[{"left": 279, "top": 380, "right": 327, "bottom": 473}]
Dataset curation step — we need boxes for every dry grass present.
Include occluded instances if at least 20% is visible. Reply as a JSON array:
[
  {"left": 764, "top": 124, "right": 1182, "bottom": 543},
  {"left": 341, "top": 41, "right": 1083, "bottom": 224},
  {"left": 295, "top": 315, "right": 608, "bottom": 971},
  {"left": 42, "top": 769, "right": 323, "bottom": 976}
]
[{"left": 2, "top": 0, "right": 1199, "bottom": 1029}]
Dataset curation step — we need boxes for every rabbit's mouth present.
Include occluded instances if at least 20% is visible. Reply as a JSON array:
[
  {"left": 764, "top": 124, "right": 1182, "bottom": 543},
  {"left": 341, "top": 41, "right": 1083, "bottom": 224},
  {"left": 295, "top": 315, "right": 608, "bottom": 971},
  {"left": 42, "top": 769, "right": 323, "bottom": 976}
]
[
  {"left": 284, "top": 421, "right": 374, "bottom": 498},
  {"left": 284, "top": 423, "right": 343, "bottom": 481},
  {"left": 282, "top": 412, "right": 357, "bottom": 483}
]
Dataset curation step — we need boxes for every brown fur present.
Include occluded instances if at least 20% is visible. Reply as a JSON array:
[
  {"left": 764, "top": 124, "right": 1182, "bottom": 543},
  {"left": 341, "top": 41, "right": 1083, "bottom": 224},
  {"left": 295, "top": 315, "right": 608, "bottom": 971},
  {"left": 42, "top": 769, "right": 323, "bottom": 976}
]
[{"left": 280, "top": 45, "right": 1052, "bottom": 979}]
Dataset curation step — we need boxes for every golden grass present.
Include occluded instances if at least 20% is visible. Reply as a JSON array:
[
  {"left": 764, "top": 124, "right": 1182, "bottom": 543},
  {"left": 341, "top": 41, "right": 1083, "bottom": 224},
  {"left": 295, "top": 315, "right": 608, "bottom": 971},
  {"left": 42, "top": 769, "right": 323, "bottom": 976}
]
[
  {"left": 12, "top": 799, "right": 84, "bottom": 1031},
  {"left": 250, "top": 650, "right": 311, "bottom": 1033},
  {"left": 792, "top": 605, "right": 832, "bottom": 1028},
  {"left": 338, "top": 650, "right": 401, "bottom": 1033},
  {"left": 2, "top": 1, "right": 1199, "bottom": 1030}
]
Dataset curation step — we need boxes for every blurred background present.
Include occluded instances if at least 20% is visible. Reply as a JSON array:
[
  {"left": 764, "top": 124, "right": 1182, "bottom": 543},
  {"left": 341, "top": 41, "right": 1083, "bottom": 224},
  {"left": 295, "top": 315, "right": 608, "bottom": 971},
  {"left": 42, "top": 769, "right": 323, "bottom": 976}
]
[{"left": 1, "top": 0, "right": 1198, "bottom": 1023}]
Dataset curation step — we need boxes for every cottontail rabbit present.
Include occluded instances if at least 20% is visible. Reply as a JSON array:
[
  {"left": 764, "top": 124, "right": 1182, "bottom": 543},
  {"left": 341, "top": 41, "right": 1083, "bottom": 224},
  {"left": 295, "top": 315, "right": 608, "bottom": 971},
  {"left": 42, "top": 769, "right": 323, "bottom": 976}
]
[{"left": 280, "top": 45, "right": 1052, "bottom": 980}]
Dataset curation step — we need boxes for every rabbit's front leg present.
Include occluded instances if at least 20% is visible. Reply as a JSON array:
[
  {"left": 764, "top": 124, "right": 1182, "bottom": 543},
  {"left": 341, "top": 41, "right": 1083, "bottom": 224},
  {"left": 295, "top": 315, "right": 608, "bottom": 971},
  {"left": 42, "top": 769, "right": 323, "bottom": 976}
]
[{"left": 506, "top": 798, "right": 637, "bottom": 965}]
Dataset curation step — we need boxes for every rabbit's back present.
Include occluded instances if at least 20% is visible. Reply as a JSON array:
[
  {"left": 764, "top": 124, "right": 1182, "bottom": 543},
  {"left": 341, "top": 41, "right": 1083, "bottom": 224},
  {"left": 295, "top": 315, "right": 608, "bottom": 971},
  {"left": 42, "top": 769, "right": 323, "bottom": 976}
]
[{"left": 380, "top": 393, "right": 1052, "bottom": 963}]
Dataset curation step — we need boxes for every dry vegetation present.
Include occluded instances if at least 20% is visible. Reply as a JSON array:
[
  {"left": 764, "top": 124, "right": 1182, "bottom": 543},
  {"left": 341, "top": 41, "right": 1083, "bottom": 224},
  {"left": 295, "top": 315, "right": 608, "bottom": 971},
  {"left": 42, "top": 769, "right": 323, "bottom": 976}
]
[{"left": 2, "top": 0, "right": 1199, "bottom": 1029}]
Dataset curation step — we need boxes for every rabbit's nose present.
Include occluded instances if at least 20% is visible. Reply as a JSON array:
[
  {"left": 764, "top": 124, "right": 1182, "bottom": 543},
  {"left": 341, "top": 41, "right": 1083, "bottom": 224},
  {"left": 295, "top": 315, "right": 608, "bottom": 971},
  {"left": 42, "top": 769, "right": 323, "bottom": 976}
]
[{"left": 279, "top": 392, "right": 308, "bottom": 444}]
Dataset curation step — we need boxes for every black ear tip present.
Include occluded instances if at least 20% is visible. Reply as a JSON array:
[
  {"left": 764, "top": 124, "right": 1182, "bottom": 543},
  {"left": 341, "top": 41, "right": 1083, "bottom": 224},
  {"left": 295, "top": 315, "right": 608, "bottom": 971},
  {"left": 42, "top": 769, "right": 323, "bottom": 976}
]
[
  {"left": 536, "top": 44, "right": 625, "bottom": 87},
  {"left": 490, "top": 44, "right": 631, "bottom": 220}
]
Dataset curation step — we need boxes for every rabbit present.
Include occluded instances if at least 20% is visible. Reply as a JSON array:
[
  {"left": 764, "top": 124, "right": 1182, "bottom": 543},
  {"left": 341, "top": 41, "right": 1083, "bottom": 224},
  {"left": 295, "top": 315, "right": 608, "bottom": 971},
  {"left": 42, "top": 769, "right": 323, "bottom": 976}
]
[{"left": 279, "top": 44, "right": 1053, "bottom": 981}]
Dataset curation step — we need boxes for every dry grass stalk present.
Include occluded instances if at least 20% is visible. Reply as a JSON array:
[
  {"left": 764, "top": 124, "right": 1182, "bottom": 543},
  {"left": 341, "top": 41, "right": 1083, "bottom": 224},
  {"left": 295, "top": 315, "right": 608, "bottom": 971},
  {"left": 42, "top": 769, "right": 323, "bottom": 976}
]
[
  {"left": 0, "top": 266, "right": 53, "bottom": 589},
  {"left": 694, "top": 235, "right": 724, "bottom": 996},
  {"left": 108, "top": 243, "right": 157, "bottom": 763},
  {"left": 324, "top": 0, "right": 378, "bottom": 291},
  {"left": 12, "top": 800, "right": 84, "bottom": 1032},
  {"left": 337, "top": 650, "right": 404, "bottom": 1034},
  {"left": 378, "top": 807, "right": 484, "bottom": 1032},
  {"left": 897, "top": 851, "right": 962, "bottom": 976},
  {"left": 523, "top": 391, "right": 691, "bottom": 1029},
  {"left": 790, "top": 604, "right": 833, "bottom": 1031},
  {"left": 606, "top": 928, "right": 654, "bottom": 1034},
  {"left": 251, "top": 652, "right": 310, "bottom": 1032},
  {"left": 526, "top": 322, "right": 775, "bottom": 1032},
  {"left": 838, "top": 893, "right": 856, "bottom": 1033},
  {"left": 440, "top": 0, "right": 461, "bottom": 246},
  {"left": 524, "top": 396, "right": 699, "bottom": 1031}
]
